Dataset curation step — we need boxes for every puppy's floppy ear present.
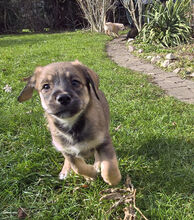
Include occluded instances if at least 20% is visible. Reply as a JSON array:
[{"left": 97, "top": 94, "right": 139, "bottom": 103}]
[
  {"left": 71, "top": 60, "right": 100, "bottom": 100},
  {"left": 17, "top": 66, "right": 42, "bottom": 102},
  {"left": 85, "top": 71, "right": 100, "bottom": 100}
]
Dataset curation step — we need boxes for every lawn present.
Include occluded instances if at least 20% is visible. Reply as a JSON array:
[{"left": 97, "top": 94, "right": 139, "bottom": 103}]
[{"left": 0, "top": 31, "right": 193, "bottom": 219}]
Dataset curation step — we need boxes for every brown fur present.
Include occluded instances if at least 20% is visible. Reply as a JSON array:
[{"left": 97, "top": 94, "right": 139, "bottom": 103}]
[{"left": 18, "top": 61, "right": 121, "bottom": 186}]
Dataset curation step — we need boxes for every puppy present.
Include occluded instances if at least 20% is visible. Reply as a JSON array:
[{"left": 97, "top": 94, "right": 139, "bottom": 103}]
[
  {"left": 18, "top": 61, "right": 121, "bottom": 186},
  {"left": 104, "top": 16, "right": 125, "bottom": 37}
]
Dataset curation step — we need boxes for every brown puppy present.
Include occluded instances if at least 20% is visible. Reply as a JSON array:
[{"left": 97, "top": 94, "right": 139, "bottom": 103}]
[
  {"left": 18, "top": 61, "right": 121, "bottom": 186},
  {"left": 104, "top": 17, "right": 125, "bottom": 37}
]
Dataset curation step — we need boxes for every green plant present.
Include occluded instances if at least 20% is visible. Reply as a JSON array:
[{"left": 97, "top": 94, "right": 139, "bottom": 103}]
[{"left": 140, "top": 0, "right": 192, "bottom": 47}]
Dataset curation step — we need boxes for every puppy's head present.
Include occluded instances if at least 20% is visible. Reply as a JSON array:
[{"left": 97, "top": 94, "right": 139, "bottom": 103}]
[
  {"left": 18, "top": 61, "right": 99, "bottom": 119},
  {"left": 119, "top": 24, "right": 125, "bottom": 31}
]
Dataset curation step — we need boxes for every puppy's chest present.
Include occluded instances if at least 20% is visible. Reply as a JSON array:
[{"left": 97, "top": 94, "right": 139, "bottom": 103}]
[{"left": 51, "top": 120, "right": 104, "bottom": 157}]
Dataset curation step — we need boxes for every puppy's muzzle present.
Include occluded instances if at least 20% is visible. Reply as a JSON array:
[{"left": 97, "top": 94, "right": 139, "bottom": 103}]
[{"left": 56, "top": 93, "right": 71, "bottom": 106}]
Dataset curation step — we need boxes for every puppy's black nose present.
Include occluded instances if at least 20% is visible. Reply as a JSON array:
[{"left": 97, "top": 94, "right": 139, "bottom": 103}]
[{"left": 56, "top": 94, "right": 71, "bottom": 105}]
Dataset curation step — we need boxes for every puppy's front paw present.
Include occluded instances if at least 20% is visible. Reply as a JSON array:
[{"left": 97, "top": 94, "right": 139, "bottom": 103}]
[
  {"left": 94, "top": 163, "right": 101, "bottom": 173},
  {"left": 84, "top": 176, "right": 95, "bottom": 182},
  {"left": 101, "top": 162, "right": 121, "bottom": 186},
  {"left": 59, "top": 171, "right": 70, "bottom": 180}
]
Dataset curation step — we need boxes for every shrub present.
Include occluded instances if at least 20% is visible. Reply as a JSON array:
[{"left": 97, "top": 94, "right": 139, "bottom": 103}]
[{"left": 140, "top": 0, "right": 192, "bottom": 47}]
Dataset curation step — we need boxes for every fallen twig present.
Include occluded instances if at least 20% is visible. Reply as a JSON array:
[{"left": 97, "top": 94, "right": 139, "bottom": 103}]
[
  {"left": 123, "top": 205, "right": 136, "bottom": 220},
  {"left": 100, "top": 192, "right": 123, "bottom": 201},
  {"left": 133, "top": 189, "right": 148, "bottom": 220},
  {"left": 100, "top": 175, "right": 148, "bottom": 220}
]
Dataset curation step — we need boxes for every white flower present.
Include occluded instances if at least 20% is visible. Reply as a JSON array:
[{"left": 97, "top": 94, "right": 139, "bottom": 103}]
[{"left": 3, "top": 84, "right": 12, "bottom": 93}]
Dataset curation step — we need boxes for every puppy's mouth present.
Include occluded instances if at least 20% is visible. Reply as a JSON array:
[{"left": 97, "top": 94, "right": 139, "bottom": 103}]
[
  {"left": 53, "top": 108, "right": 79, "bottom": 118},
  {"left": 54, "top": 110, "right": 68, "bottom": 117},
  {"left": 49, "top": 100, "right": 84, "bottom": 119}
]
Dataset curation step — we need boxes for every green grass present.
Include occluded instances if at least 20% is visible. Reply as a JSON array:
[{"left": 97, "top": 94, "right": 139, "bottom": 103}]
[{"left": 0, "top": 31, "right": 194, "bottom": 219}]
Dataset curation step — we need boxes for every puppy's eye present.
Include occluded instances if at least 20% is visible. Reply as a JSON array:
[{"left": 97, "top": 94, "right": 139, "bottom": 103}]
[
  {"left": 71, "top": 80, "right": 81, "bottom": 87},
  {"left": 42, "top": 84, "right": 50, "bottom": 90}
]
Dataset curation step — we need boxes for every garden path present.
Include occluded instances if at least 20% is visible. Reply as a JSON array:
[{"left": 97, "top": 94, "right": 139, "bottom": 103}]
[{"left": 106, "top": 37, "right": 194, "bottom": 104}]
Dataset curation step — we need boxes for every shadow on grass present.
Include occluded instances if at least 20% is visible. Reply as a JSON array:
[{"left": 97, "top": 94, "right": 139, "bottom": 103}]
[
  {"left": 0, "top": 32, "right": 72, "bottom": 48},
  {"left": 118, "top": 136, "right": 193, "bottom": 195},
  {"left": 0, "top": 38, "right": 45, "bottom": 48}
]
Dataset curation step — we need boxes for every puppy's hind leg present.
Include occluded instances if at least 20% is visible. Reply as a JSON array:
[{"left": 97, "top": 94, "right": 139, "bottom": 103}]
[
  {"left": 107, "top": 30, "right": 111, "bottom": 36},
  {"left": 113, "top": 33, "right": 119, "bottom": 38},
  {"left": 97, "top": 141, "right": 121, "bottom": 186},
  {"left": 113, "top": 28, "right": 119, "bottom": 38}
]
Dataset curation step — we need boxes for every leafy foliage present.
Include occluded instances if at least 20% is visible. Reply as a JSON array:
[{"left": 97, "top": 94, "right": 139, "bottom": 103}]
[
  {"left": 0, "top": 0, "right": 84, "bottom": 33},
  {"left": 140, "top": 0, "right": 192, "bottom": 47}
]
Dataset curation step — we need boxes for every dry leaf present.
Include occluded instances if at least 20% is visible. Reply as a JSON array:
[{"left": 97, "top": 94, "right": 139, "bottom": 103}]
[
  {"left": 81, "top": 184, "right": 89, "bottom": 188},
  {"left": 73, "top": 184, "right": 89, "bottom": 193},
  {"left": 100, "top": 192, "right": 123, "bottom": 201},
  {"left": 18, "top": 208, "right": 28, "bottom": 219},
  {"left": 115, "top": 124, "right": 122, "bottom": 131},
  {"left": 172, "top": 122, "right": 177, "bottom": 126}
]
